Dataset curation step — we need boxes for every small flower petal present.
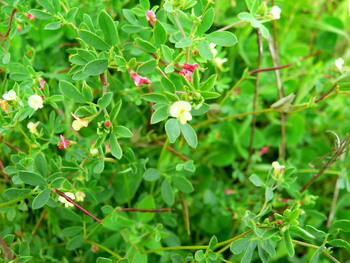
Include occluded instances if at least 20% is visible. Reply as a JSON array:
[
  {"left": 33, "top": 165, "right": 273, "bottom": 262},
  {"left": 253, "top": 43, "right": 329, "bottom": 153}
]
[
  {"left": 170, "top": 101, "right": 192, "bottom": 124},
  {"left": 335, "top": 58, "right": 344, "bottom": 70},
  {"left": 76, "top": 191, "right": 86, "bottom": 202},
  {"left": 269, "top": 6, "right": 281, "bottom": 20},
  {"left": 28, "top": 95, "right": 44, "bottom": 110},
  {"left": 2, "top": 90, "right": 17, "bottom": 101},
  {"left": 58, "top": 192, "right": 75, "bottom": 207}
]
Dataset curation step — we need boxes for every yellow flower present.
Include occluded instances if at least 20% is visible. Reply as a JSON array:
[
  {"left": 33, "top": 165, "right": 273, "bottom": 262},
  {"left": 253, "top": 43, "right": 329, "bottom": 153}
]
[
  {"left": 76, "top": 191, "right": 86, "bottom": 202},
  {"left": 28, "top": 95, "right": 43, "bottom": 110},
  {"left": 71, "top": 113, "right": 89, "bottom": 131},
  {"left": 27, "top": 122, "right": 40, "bottom": 135},
  {"left": 2, "top": 90, "right": 17, "bottom": 101},
  {"left": 58, "top": 192, "right": 75, "bottom": 207},
  {"left": 170, "top": 101, "right": 192, "bottom": 124}
]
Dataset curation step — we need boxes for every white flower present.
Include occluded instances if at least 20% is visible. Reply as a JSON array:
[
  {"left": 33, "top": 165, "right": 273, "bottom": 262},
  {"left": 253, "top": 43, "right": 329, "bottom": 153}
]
[
  {"left": 2, "top": 90, "right": 17, "bottom": 101},
  {"left": 28, "top": 95, "right": 43, "bottom": 110},
  {"left": 71, "top": 113, "right": 89, "bottom": 131},
  {"left": 335, "top": 58, "right": 344, "bottom": 70},
  {"left": 170, "top": 101, "right": 192, "bottom": 125},
  {"left": 27, "top": 122, "right": 40, "bottom": 135},
  {"left": 76, "top": 191, "right": 86, "bottom": 202},
  {"left": 90, "top": 148, "right": 99, "bottom": 156},
  {"left": 272, "top": 161, "right": 285, "bottom": 179},
  {"left": 209, "top": 43, "right": 218, "bottom": 57},
  {"left": 270, "top": 6, "right": 281, "bottom": 20},
  {"left": 58, "top": 192, "right": 75, "bottom": 207}
]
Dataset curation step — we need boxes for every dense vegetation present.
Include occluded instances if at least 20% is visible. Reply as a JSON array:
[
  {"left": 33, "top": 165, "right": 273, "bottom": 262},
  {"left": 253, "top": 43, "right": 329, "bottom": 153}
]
[{"left": 1, "top": 0, "right": 350, "bottom": 262}]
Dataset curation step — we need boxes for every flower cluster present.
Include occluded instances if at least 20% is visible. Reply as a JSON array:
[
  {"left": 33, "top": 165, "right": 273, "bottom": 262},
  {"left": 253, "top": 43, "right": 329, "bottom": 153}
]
[
  {"left": 146, "top": 10, "right": 156, "bottom": 26},
  {"left": 58, "top": 191, "right": 86, "bottom": 207},
  {"left": 129, "top": 70, "right": 151, "bottom": 86},
  {"left": 179, "top": 63, "right": 199, "bottom": 81}
]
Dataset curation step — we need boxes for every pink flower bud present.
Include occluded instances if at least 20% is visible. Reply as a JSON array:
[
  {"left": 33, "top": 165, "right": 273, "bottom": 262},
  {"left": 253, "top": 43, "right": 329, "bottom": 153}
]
[
  {"left": 224, "top": 189, "right": 236, "bottom": 195},
  {"left": 146, "top": 10, "right": 156, "bottom": 26},
  {"left": 130, "top": 70, "right": 151, "bottom": 86},
  {"left": 259, "top": 146, "right": 269, "bottom": 155},
  {"left": 39, "top": 78, "right": 46, "bottom": 90},
  {"left": 27, "top": 13, "right": 37, "bottom": 20},
  {"left": 179, "top": 69, "right": 192, "bottom": 81},
  {"left": 105, "top": 121, "right": 111, "bottom": 127},
  {"left": 183, "top": 63, "right": 199, "bottom": 72},
  {"left": 17, "top": 26, "right": 22, "bottom": 32},
  {"left": 277, "top": 220, "right": 283, "bottom": 225},
  {"left": 58, "top": 135, "right": 71, "bottom": 149}
]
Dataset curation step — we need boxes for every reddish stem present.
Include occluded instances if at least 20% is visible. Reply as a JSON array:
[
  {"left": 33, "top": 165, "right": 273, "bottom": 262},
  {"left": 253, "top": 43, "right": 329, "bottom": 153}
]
[
  {"left": 54, "top": 189, "right": 102, "bottom": 223},
  {"left": 118, "top": 208, "right": 174, "bottom": 213}
]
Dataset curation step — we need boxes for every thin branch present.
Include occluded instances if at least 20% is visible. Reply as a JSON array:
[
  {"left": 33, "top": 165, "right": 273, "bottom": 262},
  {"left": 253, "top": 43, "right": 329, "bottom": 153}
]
[
  {"left": 117, "top": 207, "right": 174, "bottom": 212},
  {"left": 327, "top": 175, "right": 341, "bottom": 228},
  {"left": 315, "top": 83, "right": 338, "bottom": 103},
  {"left": 0, "top": 158, "right": 10, "bottom": 182},
  {"left": 179, "top": 192, "right": 191, "bottom": 237},
  {"left": 246, "top": 28, "right": 263, "bottom": 171},
  {"left": 54, "top": 189, "right": 102, "bottom": 223},
  {"left": 4, "top": 9, "right": 17, "bottom": 39},
  {"left": 0, "top": 235, "right": 15, "bottom": 260},
  {"left": 153, "top": 138, "right": 190, "bottom": 161},
  {"left": 300, "top": 131, "right": 350, "bottom": 193}
]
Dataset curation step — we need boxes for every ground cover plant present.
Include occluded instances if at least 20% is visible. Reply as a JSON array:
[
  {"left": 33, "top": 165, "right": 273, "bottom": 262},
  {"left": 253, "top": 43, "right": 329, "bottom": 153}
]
[{"left": 1, "top": 0, "right": 350, "bottom": 262}]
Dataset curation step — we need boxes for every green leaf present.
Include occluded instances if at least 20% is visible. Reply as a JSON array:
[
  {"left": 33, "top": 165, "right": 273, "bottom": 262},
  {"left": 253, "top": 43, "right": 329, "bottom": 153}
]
[
  {"left": 197, "top": 8, "right": 215, "bottom": 35},
  {"left": 194, "top": 250, "right": 204, "bottom": 261},
  {"left": 175, "top": 37, "right": 193, "bottom": 48},
  {"left": 94, "top": 160, "right": 105, "bottom": 173},
  {"left": 249, "top": 174, "right": 263, "bottom": 187},
  {"left": 309, "top": 245, "right": 325, "bottom": 263},
  {"left": 241, "top": 241, "right": 257, "bottom": 263},
  {"left": 110, "top": 133, "right": 122, "bottom": 159},
  {"left": 32, "top": 188, "right": 50, "bottom": 209},
  {"left": 201, "top": 91, "right": 220, "bottom": 99},
  {"left": 98, "top": 92, "right": 113, "bottom": 109},
  {"left": 66, "top": 7, "right": 79, "bottom": 22},
  {"left": 262, "top": 228, "right": 280, "bottom": 239},
  {"left": 37, "top": 0, "right": 55, "bottom": 13},
  {"left": 140, "top": 0, "right": 150, "bottom": 9},
  {"left": 98, "top": 10, "right": 118, "bottom": 46},
  {"left": 328, "top": 239, "right": 350, "bottom": 252},
  {"left": 205, "top": 31, "right": 238, "bottom": 47},
  {"left": 180, "top": 123, "right": 197, "bottom": 148},
  {"left": 154, "top": 21, "right": 167, "bottom": 47},
  {"left": 161, "top": 77, "right": 176, "bottom": 93},
  {"left": 161, "top": 178, "right": 174, "bottom": 206},
  {"left": 82, "top": 82, "right": 94, "bottom": 102},
  {"left": 79, "top": 30, "right": 111, "bottom": 51},
  {"left": 61, "top": 226, "right": 83, "bottom": 237},
  {"left": 66, "top": 235, "right": 84, "bottom": 250},
  {"left": 200, "top": 74, "right": 217, "bottom": 91},
  {"left": 283, "top": 229, "right": 294, "bottom": 257},
  {"left": 143, "top": 168, "right": 161, "bottom": 181},
  {"left": 172, "top": 176, "right": 194, "bottom": 194},
  {"left": 3, "top": 189, "right": 31, "bottom": 199},
  {"left": 59, "top": 80, "right": 87, "bottom": 103},
  {"left": 44, "top": 22, "right": 62, "bottom": 30},
  {"left": 137, "top": 195, "right": 155, "bottom": 222},
  {"left": 142, "top": 93, "right": 168, "bottom": 104},
  {"left": 97, "top": 258, "right": 113, "bottom": 263},
  {"left": 208, "top": 235, "right": 218, "bottom": 250},
  {"left": 19, "top": 171, "right": 47, "bottom": 186},
  {"left": 161, "top": 45, "right": 174, "bottom": 62},
  {"left": 83, "top": 59, "right": 108, "bottom": 76},
  {"left": 28, "top": 9, "right": 53, "bottom": 20},
  {"left": 135, "top": 38, "right": 157, "bottom": 53},
  {"left": 230, "top": 238, "right": 249, "bottom": 254},
  {"left": 330, "top": 219, "right": 350, "bottom": 235},
  {"left": 114, "top": 126, "right": 133, "bottom": 138},
  {"left": 35, "top": 153, "right": 47, "bottom": 177},
  {"left": 289, "top": 226, "right": 315, "bottom": 240},
  {"left": 151, "top": 105, "right": 169, "bottom": 124},
  {"left": 137, "top": 60, "right": 157, "bottom": 74},
  {"left": 165, "top": 118, "right": 181, "bottom": 143},
  {"left": 110, "top": 100, "right": 122, "bottom": 123},
  {"left": 306, "top": 225, "right": 327, "bottom": 238},
  {"left": 164, "top": 91, "right": 179, "bottom": 102},
  {"left": 265, "top": 187, "right": 274, "bottom": 202}
]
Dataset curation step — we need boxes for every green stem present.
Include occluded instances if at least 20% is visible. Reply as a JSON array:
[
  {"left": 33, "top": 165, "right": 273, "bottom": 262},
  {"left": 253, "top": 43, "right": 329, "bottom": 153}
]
[
  {"left": 173, "top": 11, "right": 187, "bottom": 38},
  {"left": 219, "top": 74, "right": 245, "bottom": 106},
  {"left": 84, "top": 240, "right": 123, "bottom": 259},
  {"left": 151, "top": 138, "right": 170, "bottom": 195},
  {"left": 0, "top": 192, "right": 36, "bottom": 208},
  {"left": 143, "top": 245, "right": 208, "bottom": 254}
]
